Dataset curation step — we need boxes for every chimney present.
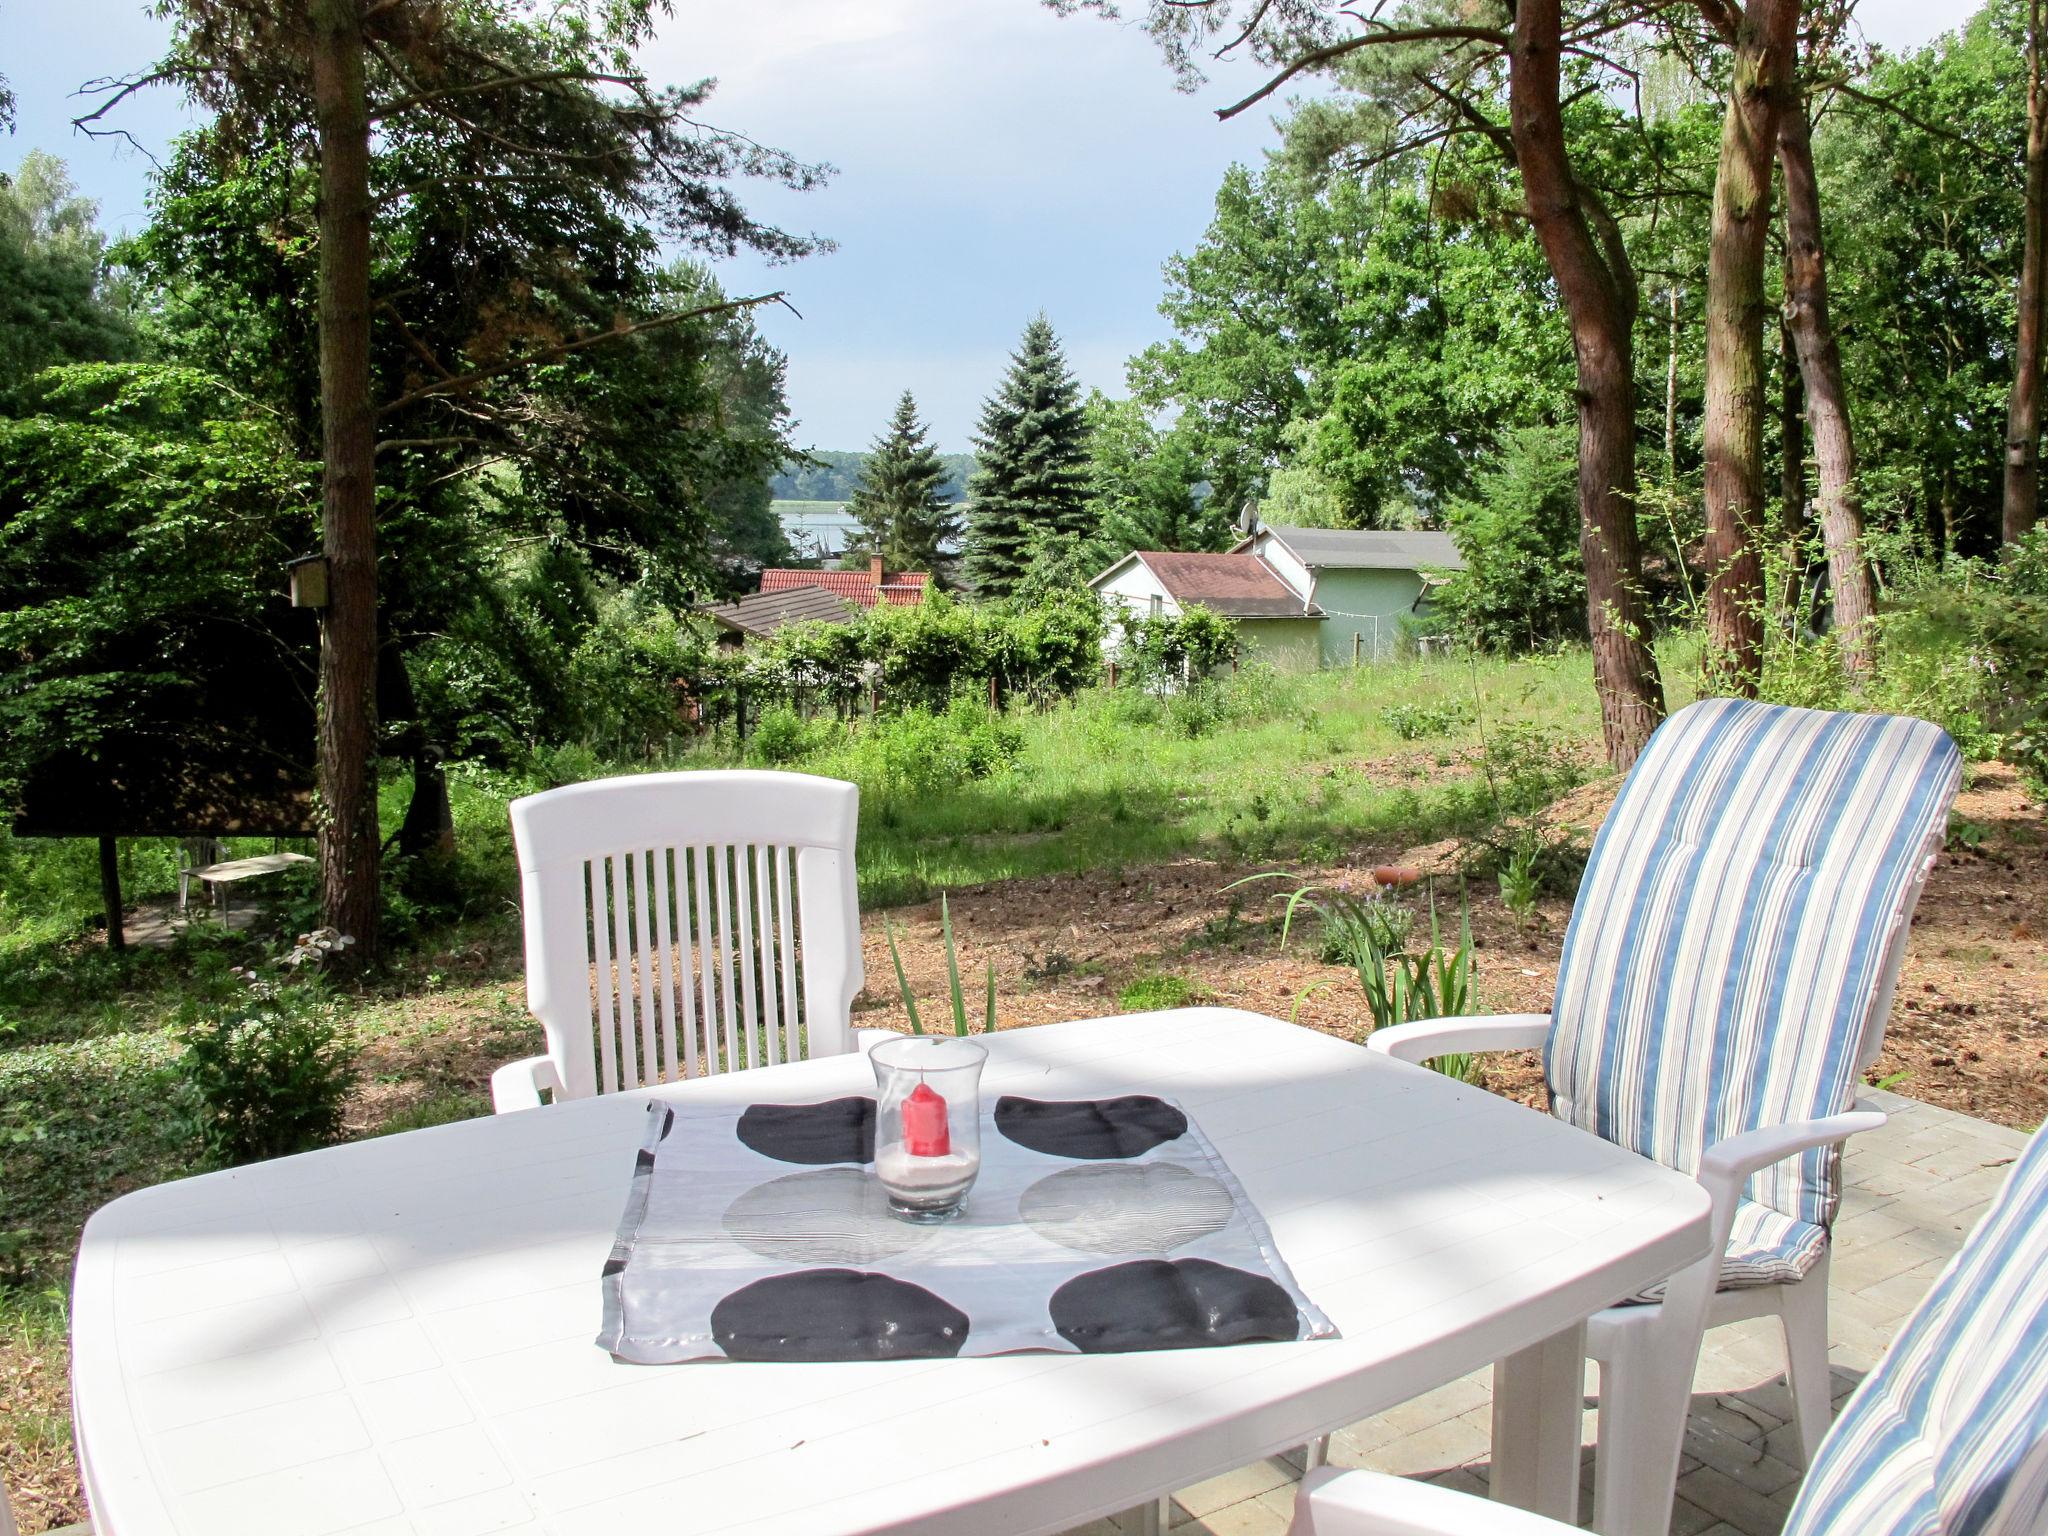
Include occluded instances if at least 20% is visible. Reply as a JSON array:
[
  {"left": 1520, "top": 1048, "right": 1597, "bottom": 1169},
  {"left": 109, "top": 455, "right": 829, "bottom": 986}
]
[{"left": 870, "top": 554, "right": 885, "bottom": 584}]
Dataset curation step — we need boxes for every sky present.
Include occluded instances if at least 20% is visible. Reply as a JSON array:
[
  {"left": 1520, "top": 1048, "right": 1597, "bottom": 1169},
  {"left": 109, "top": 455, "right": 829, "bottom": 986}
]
[{"left": 2, "top": 0, "right": 1989, "bottom": 453}]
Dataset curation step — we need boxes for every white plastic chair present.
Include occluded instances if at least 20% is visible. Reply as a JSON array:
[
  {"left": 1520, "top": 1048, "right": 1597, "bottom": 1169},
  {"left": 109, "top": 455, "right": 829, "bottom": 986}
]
[
  {"left": 1288, "top": 1111, "right": 2048, "bottom": 1536},
  {"left": 491, "top": 770, "right": 874, "bottom": 1113},
  {"left": 1, "top": 1480, "right": 16, "bottom": 1536},
  {"left": 1361, "top": 699, "right": 1961, "bottom": 1535}
]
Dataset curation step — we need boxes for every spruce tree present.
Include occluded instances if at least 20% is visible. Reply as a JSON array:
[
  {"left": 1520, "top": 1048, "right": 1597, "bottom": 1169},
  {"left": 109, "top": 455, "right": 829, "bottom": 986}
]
[
  {"left": 848, "top": 390, "right": 959, "bottom": 574},
  {"left": 965, "top": 315, "right": 1093, "bottom": 596}
]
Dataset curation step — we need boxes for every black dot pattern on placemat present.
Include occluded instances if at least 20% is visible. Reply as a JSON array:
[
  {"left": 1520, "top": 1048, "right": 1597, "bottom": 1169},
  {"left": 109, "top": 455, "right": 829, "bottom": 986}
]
[
  {"left": 1048, "top": 1258, "right": 1301, "bottom": 1353},
  {"left": 1019, "top": 1163, "right": 1234, "bottom": 1254},
  {"left": 722, "top": 1168, "right": 937, "bottom": 1265},
  {"left": 994, "top": 1095, "right": 1188, "bottom": 1160},
  {"left": 710, "top": 1269, "right": 970, "bottom": 1362},
  {"left": 735, "top": 1097, "right": 876, "bottom": 1165}
]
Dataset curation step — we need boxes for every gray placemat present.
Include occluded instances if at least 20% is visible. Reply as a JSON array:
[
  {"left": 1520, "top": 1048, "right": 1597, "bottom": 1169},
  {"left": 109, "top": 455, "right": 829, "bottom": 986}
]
[{"left": 598, "top": 1092, "right": 1337, "bottom": 1363}]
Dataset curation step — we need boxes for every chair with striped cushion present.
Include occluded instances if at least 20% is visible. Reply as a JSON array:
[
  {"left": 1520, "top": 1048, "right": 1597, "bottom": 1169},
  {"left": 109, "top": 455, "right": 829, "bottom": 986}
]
[
  {"left": 1286, "top": 1113, "right": 2048, "bottom": 1536},
  {"left": 490, "top": 770, "right": 877, "bottom": 1112},
  {"left": 1365, "top": 698, "right": 1962, "bottom": 1534}
]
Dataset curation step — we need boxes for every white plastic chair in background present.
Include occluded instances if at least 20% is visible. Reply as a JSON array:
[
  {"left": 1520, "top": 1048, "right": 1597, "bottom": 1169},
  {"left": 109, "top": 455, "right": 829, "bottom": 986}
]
[
  {"left": 490, "top": 770, "right": 875, "bottom": 1113},
  {"left": 1361, "top": 699, "right": 1962, "bottom": 1535},
  {"left": 1287, "top": 1111, "right": 2048, "bottom": 1536}
]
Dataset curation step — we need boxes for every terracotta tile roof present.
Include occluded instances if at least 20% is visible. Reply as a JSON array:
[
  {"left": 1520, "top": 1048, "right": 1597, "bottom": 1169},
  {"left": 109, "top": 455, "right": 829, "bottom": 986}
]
[
  {"left": 699, "top": 586, "right": 859, "bottom": 640},
  {"left": 758, "top": 567, "right": 929, "bottom": 608},
  {"left": 1128, "top": 552, "right": 1321, "bottom": 618}
]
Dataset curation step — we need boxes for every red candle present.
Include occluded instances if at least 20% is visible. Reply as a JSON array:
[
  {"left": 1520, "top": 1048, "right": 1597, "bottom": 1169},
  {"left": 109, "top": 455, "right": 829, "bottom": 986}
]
[{"left": 902, "top": 1082, "right": 951, "bottom": 1157}]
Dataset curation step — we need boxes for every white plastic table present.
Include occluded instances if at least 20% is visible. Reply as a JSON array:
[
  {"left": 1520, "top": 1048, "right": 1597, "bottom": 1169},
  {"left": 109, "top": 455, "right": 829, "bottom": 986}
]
[{"left": 72, "top": 1009, "right": 1712, "bottom": 1536}]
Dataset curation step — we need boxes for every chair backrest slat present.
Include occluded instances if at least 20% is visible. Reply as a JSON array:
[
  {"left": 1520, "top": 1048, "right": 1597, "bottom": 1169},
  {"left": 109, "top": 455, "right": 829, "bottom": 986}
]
[
  {"left": 590, "top": 857, "right": 621, "bottom": 1095},
  {"left": 650, "top": 847, "right": 682, "bottom": 1082},
  {"left": 1783, "top": 1122, "right": 2048, "bottom": 1536},
  {"left": 754, "top": 844, "right": 782, "bottom": 1068},
  {"left": 775, "top": 843, "right": 802, "bottom": 1058},
  {"left": 512, "top": 772, "right": 863, "bottom": 1100},
  {"left": 1547, "top": 699, "right": 1960, "bottom": 1235}
]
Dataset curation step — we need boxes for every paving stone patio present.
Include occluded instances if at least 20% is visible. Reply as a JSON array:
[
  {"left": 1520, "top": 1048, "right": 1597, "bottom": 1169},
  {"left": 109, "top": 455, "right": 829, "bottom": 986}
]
[{"left": 1060, "top": 1088, "right": 2033, "bottom": 1536}]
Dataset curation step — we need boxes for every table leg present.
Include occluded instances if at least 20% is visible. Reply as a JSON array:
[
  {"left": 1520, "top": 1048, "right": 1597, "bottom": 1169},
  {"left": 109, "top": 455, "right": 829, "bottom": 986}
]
[
  {"left": 1117, "top": 1496, "right": 1170, "bottom": 1535},
  {"left": 1490, "top": 1321, "right": 1585, "bottom": 1525}
]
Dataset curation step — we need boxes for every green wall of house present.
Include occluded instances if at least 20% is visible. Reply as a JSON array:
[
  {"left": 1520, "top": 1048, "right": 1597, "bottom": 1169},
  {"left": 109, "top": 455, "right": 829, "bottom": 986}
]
[
  {"left": 1234, "top": 619, "right": 1322, "bottom": 671},
  {"left": 1309, "top": 568, "right": 1429, "bottom": 665}
]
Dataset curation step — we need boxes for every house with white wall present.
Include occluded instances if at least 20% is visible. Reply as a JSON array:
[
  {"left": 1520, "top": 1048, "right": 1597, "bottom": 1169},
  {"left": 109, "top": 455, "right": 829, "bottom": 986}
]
[
  {"left": 1089, "top": 522, "right": 1464, "bottom": 669},
  {"left": 1091, "top": 550, "right": 1323, "bottom": 670}
]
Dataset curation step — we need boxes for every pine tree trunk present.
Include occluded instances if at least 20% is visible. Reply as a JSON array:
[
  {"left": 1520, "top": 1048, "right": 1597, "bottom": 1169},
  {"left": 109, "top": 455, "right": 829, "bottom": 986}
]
[
  {"left": 1779, "top": 313, "right": 1806, "bottom": 632},
  {"left": 2006, "top": 0, "right": 2047, "bottom": 547},
  {"left": 1510, "top": 0, "right": 1665, "bottom": 769},
  {"left": 1778, "top": 101, "right": 1876, "bottom": 671},
  {"left": 1702, "top": 0, "right": 1798, "bottom": 696},
  {"left": 1666, "top": 285, "right": 1681, "bottom": 485},
  {"left": 310, "top": 0, "right": 381, "bottom": 961}
]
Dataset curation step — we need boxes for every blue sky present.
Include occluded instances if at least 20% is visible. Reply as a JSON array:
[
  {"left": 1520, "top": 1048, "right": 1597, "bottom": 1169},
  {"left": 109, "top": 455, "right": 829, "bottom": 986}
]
[{"left": 3, "top": 0, "right": 1986, "bottom": 452}]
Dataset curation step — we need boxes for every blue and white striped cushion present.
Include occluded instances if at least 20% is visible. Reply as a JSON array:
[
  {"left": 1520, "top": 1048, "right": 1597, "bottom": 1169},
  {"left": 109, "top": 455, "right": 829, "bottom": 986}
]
[
  {"left": 1546, "top": 699, "right": 1960, "bottom": 1285},
  {"left": 1781, "top": 1123, "right": 2048, "bottom": 1536},
  {"left": 1630, "top": 1198, "right": 1828, "bottom": 1303}
]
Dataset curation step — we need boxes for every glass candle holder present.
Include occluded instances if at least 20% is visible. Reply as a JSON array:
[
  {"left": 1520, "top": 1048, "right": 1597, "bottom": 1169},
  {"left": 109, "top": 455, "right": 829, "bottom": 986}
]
[{"left": 870, "top": 1036, "right": 987, "bottom": 1222}]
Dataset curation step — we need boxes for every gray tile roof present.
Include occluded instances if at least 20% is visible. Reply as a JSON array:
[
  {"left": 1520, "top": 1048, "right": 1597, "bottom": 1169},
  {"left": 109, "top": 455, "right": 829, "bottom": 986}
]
[
  {"left": 698, "top": 584, "right": 859, "bottom": 639},
  {"left": 1246, "top": 525, "right": 1467, "bottom": 572}
]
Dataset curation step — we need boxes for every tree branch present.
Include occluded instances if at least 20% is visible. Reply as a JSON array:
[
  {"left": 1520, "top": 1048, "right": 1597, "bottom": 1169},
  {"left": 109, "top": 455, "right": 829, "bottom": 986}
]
[
  {"left": 377, "top": 293, "right": 791, "bottom": 417},
  {"left": 1215, "top": 23, "right": 1508, "bottom": 121},
  {"left": 371, "top": 69, "right": 644, "bottom": 123}
]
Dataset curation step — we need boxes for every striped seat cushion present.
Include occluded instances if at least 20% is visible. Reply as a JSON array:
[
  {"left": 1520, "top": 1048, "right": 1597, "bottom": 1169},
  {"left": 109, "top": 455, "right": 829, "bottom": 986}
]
[
  {"left": 1781, "top": 1124, "right": 2048, "bottom": 1536},
  {"left": 1547, "top": 699, "right": 1960, "bottom": 1281},
  {"left": 1633, "top": 1198, "right": 1828, "bottom": 1302}
]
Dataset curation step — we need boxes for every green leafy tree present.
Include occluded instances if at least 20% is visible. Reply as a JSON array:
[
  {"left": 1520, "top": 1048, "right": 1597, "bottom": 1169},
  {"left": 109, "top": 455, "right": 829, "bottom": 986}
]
[
  {"left": 0, "top": 151, "right": 136, "bottom": 399},
  {"left": 1085, "top": 392, "right": 1231, "bottom": 554},
  {"left": 965, "top": 315, "right": 1092, "bottom": 595},
  {"left": 109, "top": 15, "right": 814, "bottom": 914},
  {"left": 1434, "top": 426, "right": 1588, "bottom": 650},
  {"left": 1817, "top": 4, "right": 2029, "bottom": 559},
  {"left": 849, "top": 390, "right": 959, "bottom": 574},
  {"left": 0, "top": 364, "right": 316, "bottom": 817},
  {"left": 1129, "top": 165, "right": 1353, "bottom": 513},
  {"left": 88, "top": 0, "right": 825, "bottom": 959}
]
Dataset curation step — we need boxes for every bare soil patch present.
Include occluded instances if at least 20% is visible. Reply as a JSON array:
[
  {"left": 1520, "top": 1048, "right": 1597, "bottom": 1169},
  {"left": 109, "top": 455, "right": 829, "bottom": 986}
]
[{"left": 864, "top": 761, "right": 2048, "bottom": 1131}]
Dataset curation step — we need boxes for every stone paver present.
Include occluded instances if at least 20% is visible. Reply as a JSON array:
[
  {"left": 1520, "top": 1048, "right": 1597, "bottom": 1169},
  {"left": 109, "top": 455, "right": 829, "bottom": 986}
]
[{"left": 1062, "top": 1090, "right": 2029, "bottom": 1536}]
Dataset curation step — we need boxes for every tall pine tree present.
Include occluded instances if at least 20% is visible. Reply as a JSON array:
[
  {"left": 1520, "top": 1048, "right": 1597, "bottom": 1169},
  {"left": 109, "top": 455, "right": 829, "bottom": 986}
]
[
  {"left": 849, "top": 390, "right": 959, "bottom": 574},
  {"left": 965, "top": 315, "right": 1092, "bottom": 595}
]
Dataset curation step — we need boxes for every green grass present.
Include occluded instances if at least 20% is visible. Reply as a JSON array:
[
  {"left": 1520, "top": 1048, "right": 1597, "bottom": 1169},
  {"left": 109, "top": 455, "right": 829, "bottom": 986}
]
[
  {"left": 0, "top": 640, "right": 1690, "bottom": 1296},
  {"left": 1117, "top": 973, "right": 1201, "bottom": 1011}
]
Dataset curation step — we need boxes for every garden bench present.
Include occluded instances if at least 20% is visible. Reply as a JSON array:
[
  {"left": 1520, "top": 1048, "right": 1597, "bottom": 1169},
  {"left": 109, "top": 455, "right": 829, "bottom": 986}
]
[{"left": 186, "top": 850, "right": 314, "bottom": 923}]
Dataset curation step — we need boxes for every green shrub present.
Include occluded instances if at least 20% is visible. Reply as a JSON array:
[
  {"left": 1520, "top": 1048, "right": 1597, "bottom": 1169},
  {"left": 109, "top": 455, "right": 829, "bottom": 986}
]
[
  {"left": 1261, "top": 874, "right": 1480, "bottom": 1081},
  {"left": 1164, "top": 682, "right": 1230, "bottom": 739},
  {"left": 1315, "top": 891, "right": 1413, "bottom": 965},
  {"left": 856, "top": 699, "right": 1022, "bottom": 793},
  {"left": 1122, "top": 605, "right": 1240, "bottom": 688},
  {"left": 171, "top": 966, "right": 357, "bottom": 1166},
  {"left": 748, "top": 703, "right": 840, "bottom": 766},
  {"left": 1497, "top": 840, "right": 1541, "bottom": 921},
  {"left": 1477, "top": 721, "right": 1588, "bottom": 816},
  {"left": 1381, "top": 700, "right": 1473, "bottom": 741}
]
